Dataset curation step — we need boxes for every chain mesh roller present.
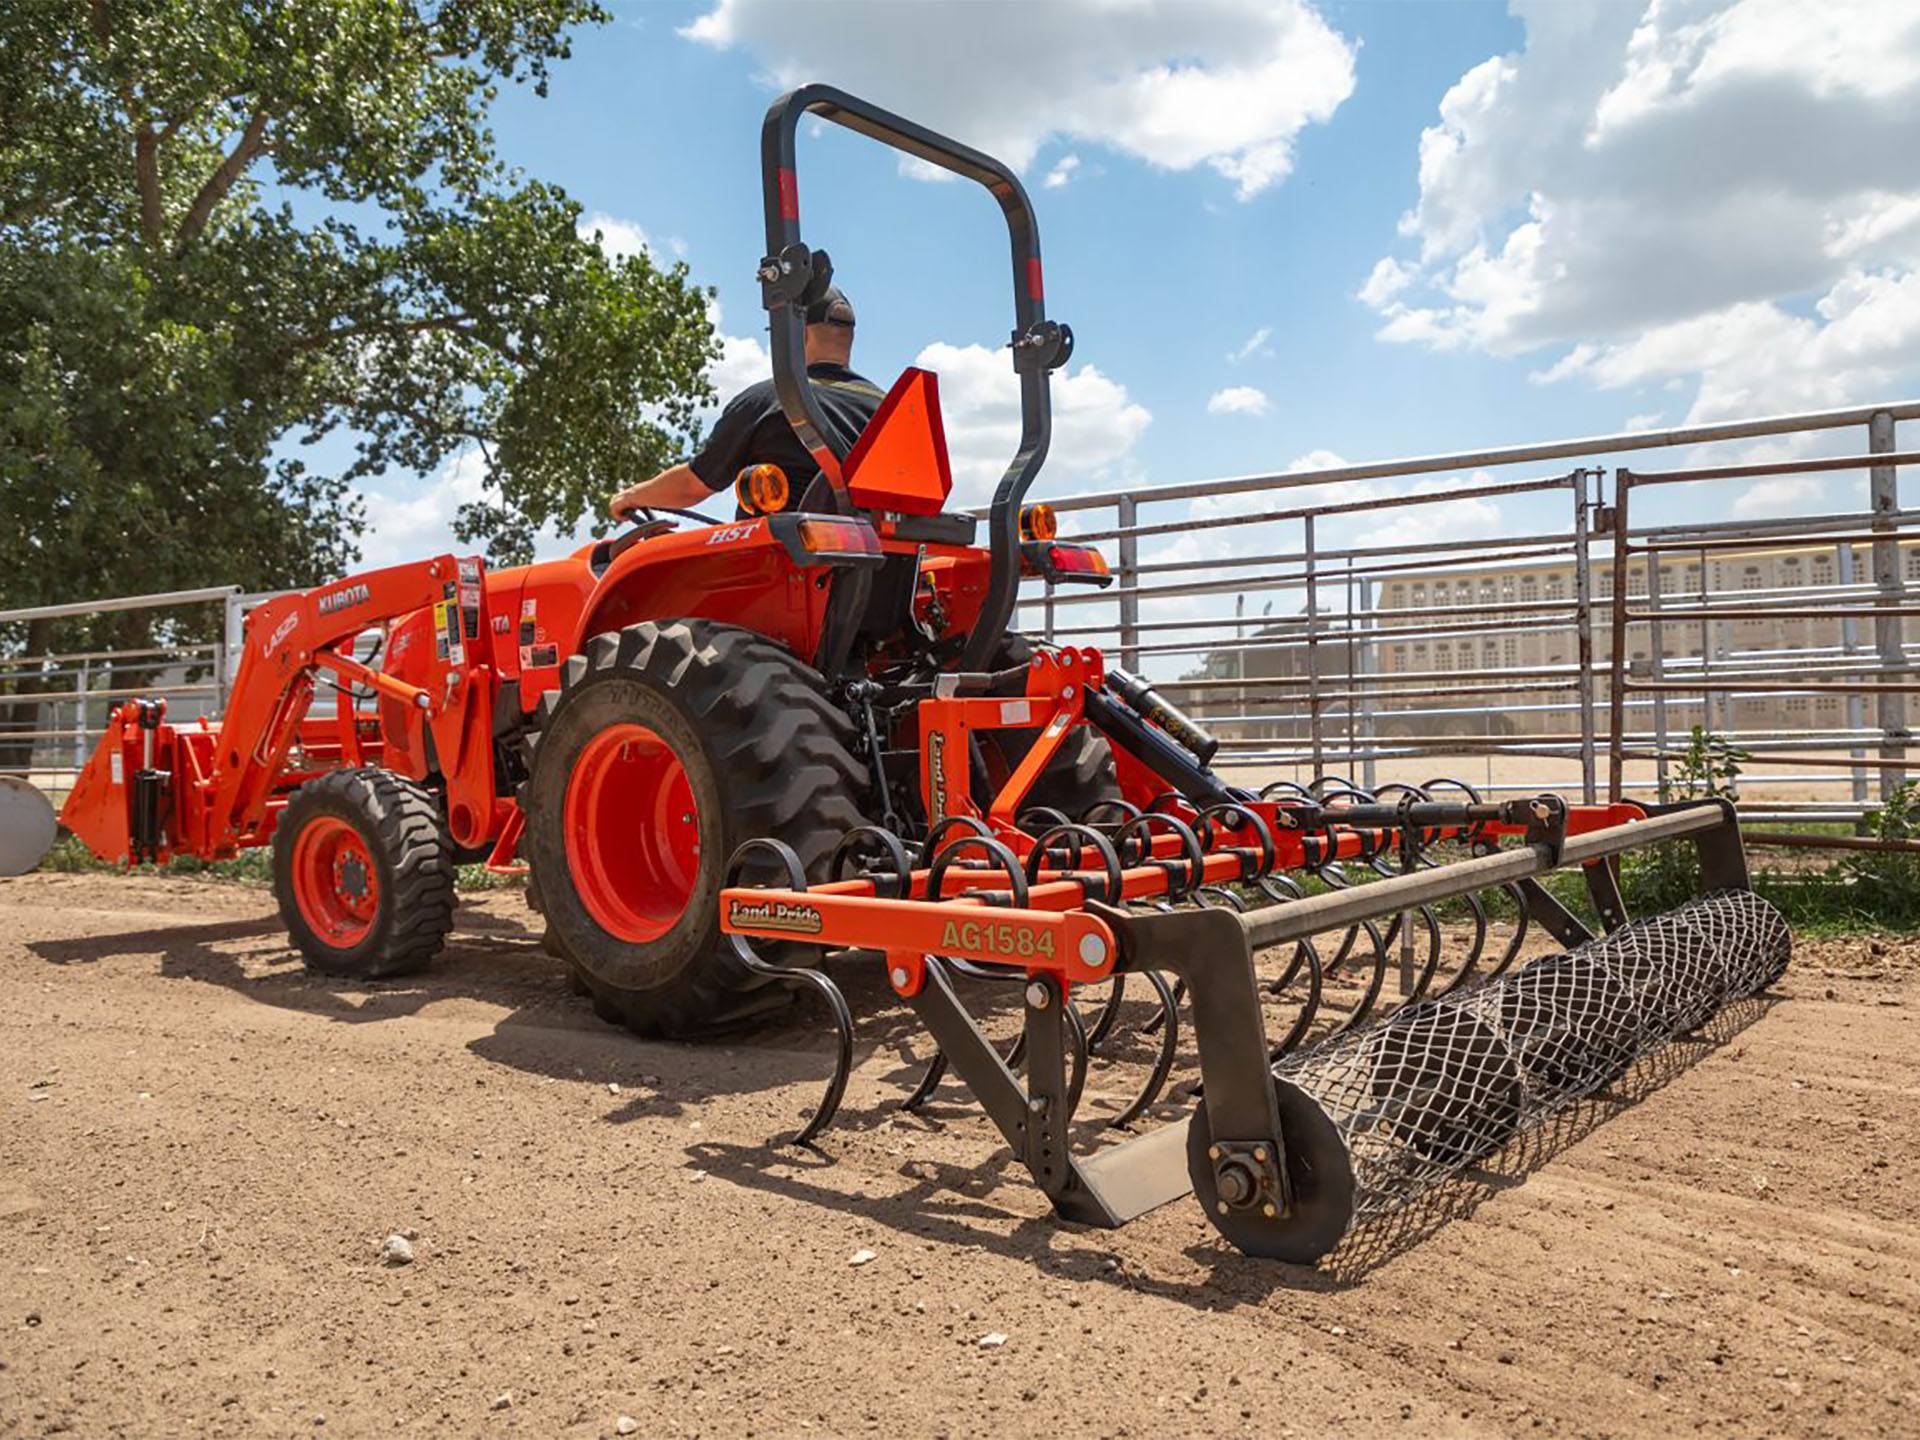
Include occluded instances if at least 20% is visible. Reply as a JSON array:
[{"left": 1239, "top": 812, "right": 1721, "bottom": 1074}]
[{"left": 1266, "top": 889, "right": 1790, "bottom": 1259}]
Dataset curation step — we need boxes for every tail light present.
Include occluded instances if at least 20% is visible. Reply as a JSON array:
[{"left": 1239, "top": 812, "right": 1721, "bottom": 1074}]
[
  {"left": 767, "top": 512, "right": 886, "bottom": 569},
  {"left": 1020, "top": 541, "right": 1112, "bottom": 587},
  {"left": 797, "top": 517, "right": 882, "bottom": 558}
]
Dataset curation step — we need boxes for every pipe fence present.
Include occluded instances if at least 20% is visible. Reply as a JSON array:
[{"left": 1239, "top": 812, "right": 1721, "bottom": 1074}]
[{"left": 1012, "top": 399, "right": 1916, "bottom": 828}]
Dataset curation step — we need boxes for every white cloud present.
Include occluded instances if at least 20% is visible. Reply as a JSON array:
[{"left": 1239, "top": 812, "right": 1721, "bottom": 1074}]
[
  {"left": 355, "top": 450, "right": 574, "bottom": 569},
  {"left": 1043, "top": 154, "right": 1081, "bottom": 190},
  {"left": 1353, "top": 471, "right": 1507, "bottom": 549},
  {"left": 1226, "top": 326, "right": 1274, "bottom": 364},
  {"left": 1732, "top": 475, "right": 1828, "bottom": 518},
  {"left": 1361, "top": 0, "right": 1920, "bottom": 418},
  {"left": 913, "top": 341, "right": 1150, "bottom": 507},
  {"left": 577, "top": 211, "right": 650, "bottom": 261},
  {"left": 1207, "top": 385, "right": 1270, "bottom": 417},
  {"left": 1531, "top": 268, "right": 1920, "bottom": 422},
  {"left": 357, "top": 450, "right": 493, "bottom": 569},
  {"left": 682, "top": 0, "right": 1356, "bottom": 200},
  {"left": 1355, "top": 257, "right": 1413, "bottom": 309},
  {"left": 1624, "top": 411, "right": 1664, "bottom": 431}
]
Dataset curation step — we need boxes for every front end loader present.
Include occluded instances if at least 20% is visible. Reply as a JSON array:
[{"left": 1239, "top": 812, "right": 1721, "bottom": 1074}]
[{"left": 51, "top": 85, "right": 1789, "bottom": 1261}]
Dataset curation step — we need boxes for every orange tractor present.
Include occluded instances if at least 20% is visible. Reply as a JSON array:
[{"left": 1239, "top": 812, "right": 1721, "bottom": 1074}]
[{"left": 59, "top": 87, "right": 1787, "bottom": 1260}]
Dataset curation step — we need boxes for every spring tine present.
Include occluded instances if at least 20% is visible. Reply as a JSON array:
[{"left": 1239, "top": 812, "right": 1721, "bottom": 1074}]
[
  {"left": 1485, "top": 881, "right": 1532, "bottom": 981},
  {"left": 900, "top": 1047, "right": 948, "bottom": 1112},
  {"left": 783, "top": 968, "right": 854, "bottom": 1146},
  {"left": 1324, "top": 918, "right": 1391, "bottom": 1040},
  {"left": 726, "top": 935, "right": 853, "bottom": 1146},
  {"left": 1064, "top": 1001, "right": 1090, "bottom": 1117},
  {"left": 1104, "top": 968, "right": 1179, "bottom": 1130},
  {"left": 1270, "top": 937, "right": 1325, "bottom": 1061},
  {"left": 1434, "top": 886, "right": 1492, "bottom": 999},
  {"left": 1380, "top": 903, "right": 1444, "bottom": 1006},
  {"left": 1079, "top": 973, "right": 1126, "bottom": 1051}
]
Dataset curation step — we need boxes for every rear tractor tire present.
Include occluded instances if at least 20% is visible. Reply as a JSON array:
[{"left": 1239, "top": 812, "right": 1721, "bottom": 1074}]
[
  {"left": 272, "top": 767, "right": 457, "bottom": 979},
  {"left": 520, "top": 620, "right": 869, "bottom": 1039}
]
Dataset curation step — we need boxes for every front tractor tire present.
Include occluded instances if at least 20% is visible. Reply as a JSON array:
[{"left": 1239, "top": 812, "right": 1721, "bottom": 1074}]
[
  {"left": 272, "top": 767, "right": 457, "bottom": 979},
  {"left": 521, "top": 620, "right": 868, "bottom": 1039}
]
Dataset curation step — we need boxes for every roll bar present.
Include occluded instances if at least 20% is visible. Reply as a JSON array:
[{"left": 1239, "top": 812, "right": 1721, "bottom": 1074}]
[{"left": 758, "top": 84, "right": 1074, "bottom": 672}]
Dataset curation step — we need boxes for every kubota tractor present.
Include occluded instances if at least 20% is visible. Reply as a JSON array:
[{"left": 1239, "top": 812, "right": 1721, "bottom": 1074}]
[
  {"left": 62, "top": 85, "right": 1127, "bottom": 1037},
  {"left": 57, "top": 87, "right": 1787, "bottom": 1261}
]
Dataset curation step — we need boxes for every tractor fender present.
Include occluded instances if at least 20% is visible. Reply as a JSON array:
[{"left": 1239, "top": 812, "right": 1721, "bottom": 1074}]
[{"left": 569, "top": 519, "right": 831, "bottom": 661}]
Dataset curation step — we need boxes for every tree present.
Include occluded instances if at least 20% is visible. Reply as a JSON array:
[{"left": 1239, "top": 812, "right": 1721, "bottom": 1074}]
[{"left": 0, "top": 0, "right": 717, "bottom": 768}]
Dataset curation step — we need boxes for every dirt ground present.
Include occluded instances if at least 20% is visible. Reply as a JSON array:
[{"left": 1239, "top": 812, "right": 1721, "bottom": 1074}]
[{"left": 2, "top": 871, "right": 1916, "bottom": 1439}]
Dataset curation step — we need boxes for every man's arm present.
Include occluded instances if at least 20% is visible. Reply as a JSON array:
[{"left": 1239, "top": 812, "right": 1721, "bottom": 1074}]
[
  {"left": 609, "top": 384, "right": 766, "bottom": 521},
  {"left": 608, "top": 464, "right": 717, "bottom": 521}
]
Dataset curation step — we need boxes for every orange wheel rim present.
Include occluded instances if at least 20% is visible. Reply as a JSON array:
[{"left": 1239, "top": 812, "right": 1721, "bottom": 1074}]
[
  {"left": 291, "top": 815, "right": 380, "bottom": 947},
  {"left": 564, "top": 722, "right": 701, "bottom": 943}
]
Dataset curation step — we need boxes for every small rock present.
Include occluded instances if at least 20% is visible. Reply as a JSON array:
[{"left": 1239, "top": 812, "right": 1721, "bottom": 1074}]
[
  {"left": 1329, "top": 1325, "right": 1347, "bottom": 1336},
  {"left": 490, "top": 1392, "right": 513, "bottom": 1411},
  {"left": 379, "top": 1234, "right": 415, "bottom": 1267},
  {"left": 24, "top": 1312, "right": 42, "bottom": 1328},
  {"left": 849, "top": 1248, "right": 878, "bottom": 1268},
  {"left": 616, "top": 1419, "right": 640, "bottom": 1436},
  {"left": 977, "top": 1332, "right": 1008, "bottom": 1349},
  {"left": 607, "top": 1082, "right": 622, "bottom": 1096}
]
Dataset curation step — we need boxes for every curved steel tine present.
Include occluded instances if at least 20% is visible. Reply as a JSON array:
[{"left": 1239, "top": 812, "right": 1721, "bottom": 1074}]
[
  {"left": 1376, "top": 901, "right": 1443, "bottom": 1008},
  {"left": 1064, "top": 1001, "right": 1090, "bottom": 1118},
  {"left": 1485, "top": 882, "right": 1531, "bottom": 981},
  {"left": 900, "top": 1047, "right": 948, "bottom": 1113},
  {"left": 1434, "top": 886, "right": 1492, "bottom": 999},
  {"left": 1195, "top": 884, "right": 1248, "bottom": 911},
  {"left": 1270, "top": 936, "right": 1324, "bottom": 1061},
  {"left": 727, "top": 935, "right": 853, "bottom": 1146},
  {"left": 1404, "top": 904, "right": 1445, "bottom": 1007},
  {"left": 1078, "top": 973, "right": 1126, "bottom": 1052},
  {"left": 1314, "top": 861, "right": 1364, "bottom": 976},
  {"left": 1323, "top": 918, "right": 1390, "bottom": 1040},
  {"left": 1104, "top": 968, "right": 1179, "bottom": 1130}
]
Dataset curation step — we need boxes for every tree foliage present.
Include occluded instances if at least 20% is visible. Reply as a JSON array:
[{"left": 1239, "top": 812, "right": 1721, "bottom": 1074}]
[{"left": 0, "top": 0, "right": 718, "bottom": 622}]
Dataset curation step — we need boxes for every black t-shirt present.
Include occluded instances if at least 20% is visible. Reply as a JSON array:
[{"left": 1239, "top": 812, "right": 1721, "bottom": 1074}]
[{"left": 687, "top": 363, "right": 885, "bottom": 507}]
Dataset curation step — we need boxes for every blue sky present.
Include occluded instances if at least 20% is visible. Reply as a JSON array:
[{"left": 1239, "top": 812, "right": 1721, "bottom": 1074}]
[{"left": 352, "top": 0, "right": 1920, "bottom": 658}]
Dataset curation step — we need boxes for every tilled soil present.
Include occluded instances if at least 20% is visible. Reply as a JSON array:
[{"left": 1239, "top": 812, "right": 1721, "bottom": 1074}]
[{"left": 1, "top": 870, "right": 1915, "bottom": 1439}]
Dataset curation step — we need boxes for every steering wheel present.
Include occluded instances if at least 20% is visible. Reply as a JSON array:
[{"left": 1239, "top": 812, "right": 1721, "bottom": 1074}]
[{"left": 621, "top": 504, "right": 722, "bottom": 528}]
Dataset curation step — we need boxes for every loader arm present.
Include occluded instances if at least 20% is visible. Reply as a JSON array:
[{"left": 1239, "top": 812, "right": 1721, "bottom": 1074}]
[
  {"left": 63, "top": 554, "right": 498, "bottom": 864},
  {"left": 202, "top": 555, "right": 494, "bottom": 852}
]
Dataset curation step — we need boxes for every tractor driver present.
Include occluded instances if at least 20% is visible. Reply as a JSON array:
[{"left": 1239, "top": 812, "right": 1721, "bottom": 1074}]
[{"left": 607, "top": 286, "right": 884, "bottom": 522}]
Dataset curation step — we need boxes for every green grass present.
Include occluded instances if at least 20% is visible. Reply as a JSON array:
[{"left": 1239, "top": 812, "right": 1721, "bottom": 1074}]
[{"left": 37, "top": 834, "right": 524, "bottom": 893}]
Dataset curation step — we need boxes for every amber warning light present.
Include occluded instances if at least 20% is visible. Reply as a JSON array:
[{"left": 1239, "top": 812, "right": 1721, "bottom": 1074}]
[{"left": 735, "top": 464, "right": 791, "bottom": 516}]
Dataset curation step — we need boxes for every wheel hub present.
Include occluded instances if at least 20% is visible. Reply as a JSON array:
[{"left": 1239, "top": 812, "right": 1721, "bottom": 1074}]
[
  {"left": 563, "top": 722, "right": 702, "bottom": 944},
  {"left": 290, "top": 815, "right": 381, "bottom": 948}
]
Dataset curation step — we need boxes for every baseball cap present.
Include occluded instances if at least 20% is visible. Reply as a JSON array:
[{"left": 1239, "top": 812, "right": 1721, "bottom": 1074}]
[{"left": 805, "top": 285, "right": 856, "bottom": 328}]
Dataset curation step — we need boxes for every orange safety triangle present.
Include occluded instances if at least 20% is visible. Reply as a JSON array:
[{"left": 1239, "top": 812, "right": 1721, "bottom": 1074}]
[{"left": 844, "top": 367, "right": 954, "bottom": 517}]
